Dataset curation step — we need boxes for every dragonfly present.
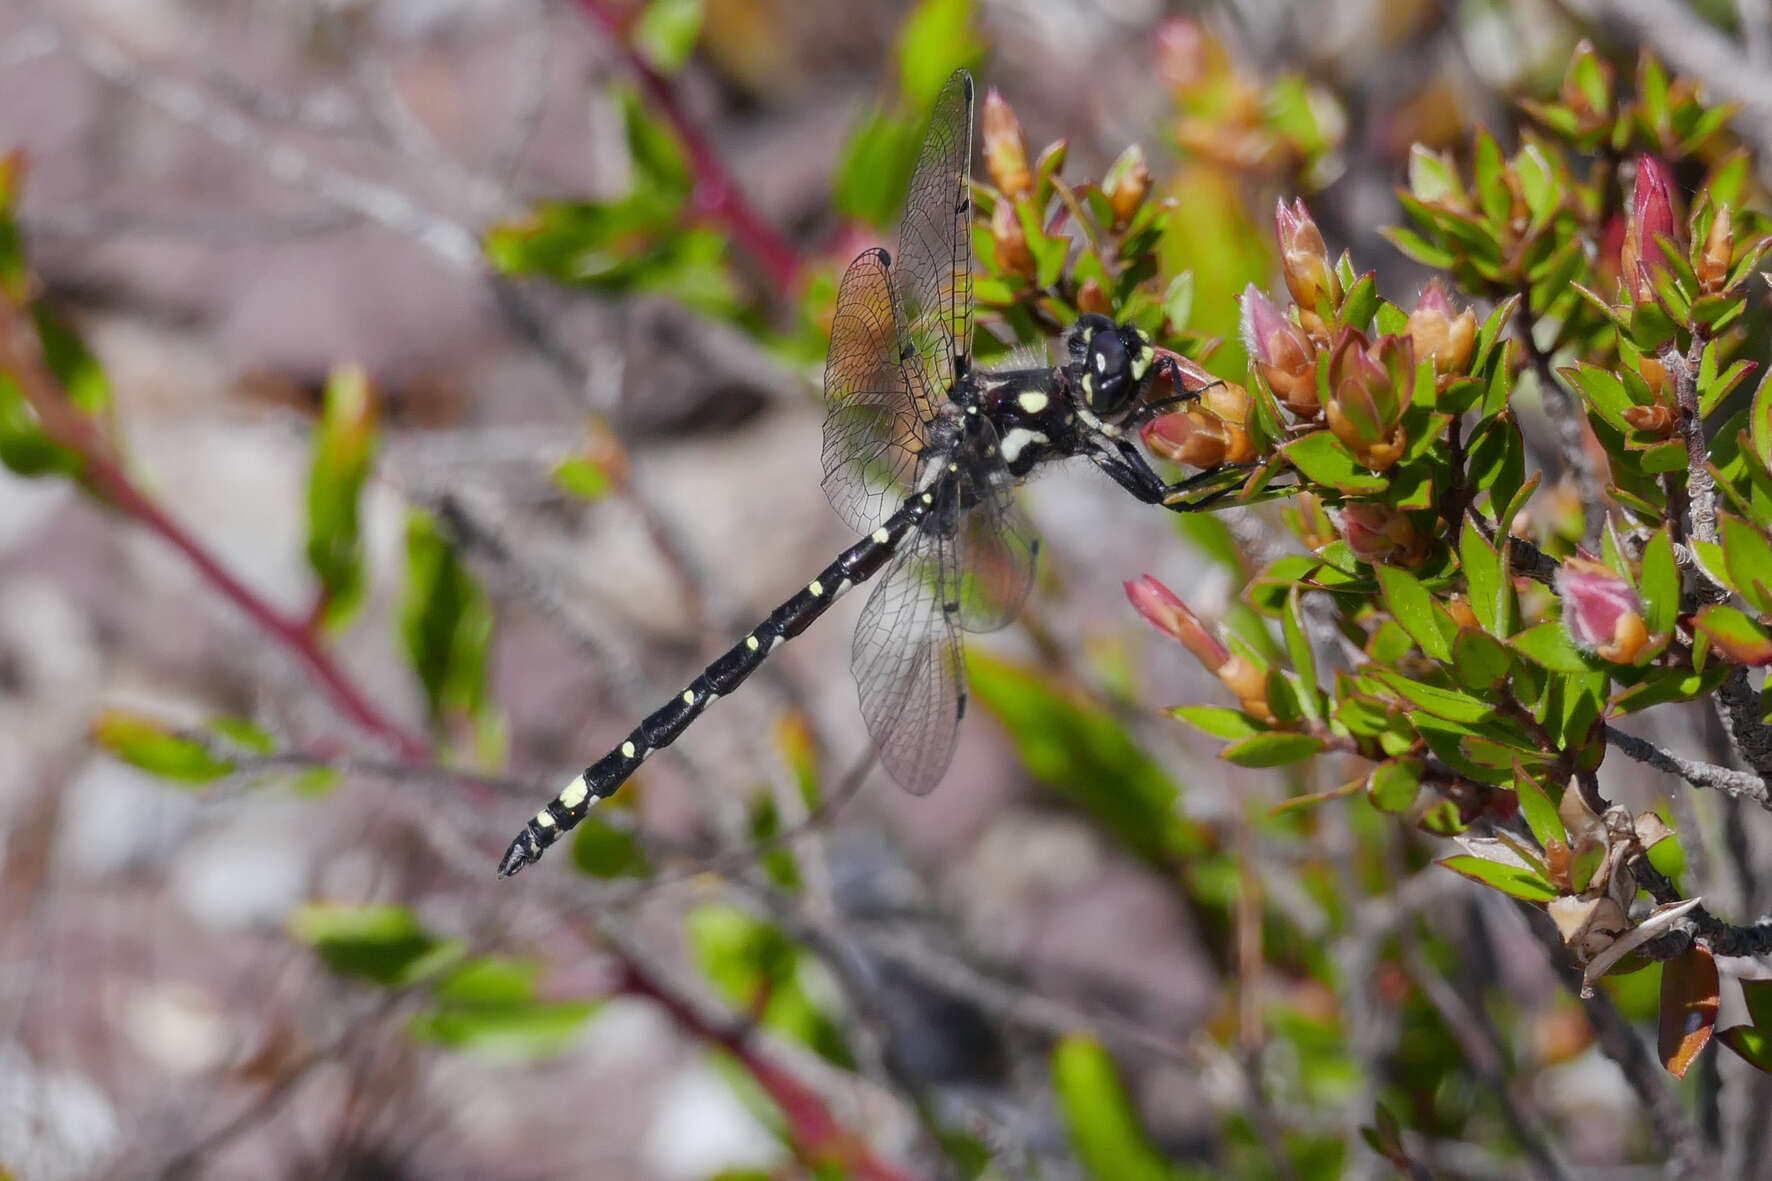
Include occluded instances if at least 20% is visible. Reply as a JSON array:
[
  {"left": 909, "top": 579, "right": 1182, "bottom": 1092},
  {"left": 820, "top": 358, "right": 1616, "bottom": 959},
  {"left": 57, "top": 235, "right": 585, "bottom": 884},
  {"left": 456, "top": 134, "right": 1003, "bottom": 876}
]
[{"left": 498, "top": 69, "right": 1245, "bottom": 879}]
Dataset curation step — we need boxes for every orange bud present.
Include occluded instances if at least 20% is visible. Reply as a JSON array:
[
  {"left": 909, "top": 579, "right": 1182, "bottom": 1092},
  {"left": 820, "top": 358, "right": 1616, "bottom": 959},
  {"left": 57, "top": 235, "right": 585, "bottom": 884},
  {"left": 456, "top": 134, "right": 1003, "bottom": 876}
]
[
  {"left": 1217, "top": 653, "right": 1273, "bottom": 721},
  {"left": 1406, "top": 280, "right": 1476, "bottom": 375},
  {"left": 1103, "top": 144, "right": 1150, "bottom": 229},
  {"left": 991, "top": 200, "right": 1034, "bottom": 278},
  {"left": 1699, "top": 203, "right": 1733, "bottom": 290},
  {"left": 1276, "top": 197, "right": 1338, "bottom": 309},
  {"left": 1621, "top": 403, "right": 1677, "bottom": 436},
  {"left": 1445, "top": 595, "right": 1480, "bottom": 630},
  {"left": 1077, "top": 277, "right": 1113, "bottom": 316},
  {"left": 981, "top": 89, "right": 1032, "bottom": 199}
]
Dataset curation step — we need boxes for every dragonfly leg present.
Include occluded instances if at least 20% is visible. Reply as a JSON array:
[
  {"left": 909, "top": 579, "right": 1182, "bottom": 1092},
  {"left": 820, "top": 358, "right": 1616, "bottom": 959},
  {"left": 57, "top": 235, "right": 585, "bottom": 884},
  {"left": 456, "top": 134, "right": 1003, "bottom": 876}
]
[{"left": 1091, "top": 441, "right": 1259, "bottom": 514}]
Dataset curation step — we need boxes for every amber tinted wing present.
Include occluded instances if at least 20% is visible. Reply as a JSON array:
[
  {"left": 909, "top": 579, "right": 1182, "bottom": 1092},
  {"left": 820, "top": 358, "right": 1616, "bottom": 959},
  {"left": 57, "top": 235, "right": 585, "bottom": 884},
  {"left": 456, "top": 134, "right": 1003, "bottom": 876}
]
[{"left": 821, "top": 248, "right": 936, "bottom": 533}]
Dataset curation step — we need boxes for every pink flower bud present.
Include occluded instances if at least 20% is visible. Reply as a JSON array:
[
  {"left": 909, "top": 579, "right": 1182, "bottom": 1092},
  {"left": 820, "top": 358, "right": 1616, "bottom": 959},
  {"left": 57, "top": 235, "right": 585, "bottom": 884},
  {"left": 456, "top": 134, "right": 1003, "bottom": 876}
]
[
  {"left": 1556, "top": 558, "right": 1650, "bottom": 663},
  {"left": 1240, "top": 284, "right": 1318, "bottom": 416},
  {"left": 1125, "top": 575, "right": 1271, "bottom": 718},
  {"left": 1339, "top": 502, "right": 1421, "bottom": 566},
  {"left": 1126, "top": 575, "right": 1229, "bottom": 668},
  {"left": 1276, "top": 197, "right": 1337, "bottom": 309}
]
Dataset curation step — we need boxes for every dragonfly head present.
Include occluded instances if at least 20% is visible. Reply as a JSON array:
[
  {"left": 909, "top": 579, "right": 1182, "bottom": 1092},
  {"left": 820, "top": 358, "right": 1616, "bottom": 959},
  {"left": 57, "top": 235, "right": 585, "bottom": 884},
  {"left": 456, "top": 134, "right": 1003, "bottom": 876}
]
[{"left": 1069, "top": 314, "right": 1158, "bottom": 420}]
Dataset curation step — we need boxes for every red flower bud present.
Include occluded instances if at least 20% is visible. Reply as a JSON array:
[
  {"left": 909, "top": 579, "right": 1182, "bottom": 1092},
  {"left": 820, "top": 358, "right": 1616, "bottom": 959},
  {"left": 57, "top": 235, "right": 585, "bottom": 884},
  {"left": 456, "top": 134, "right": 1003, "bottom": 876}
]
[
  {"left": 1622, "top": 155, "right": 1678, "bottom": 302},
  {"left": 1556, "top": 558, "right": 1650, "bottom": 663}
]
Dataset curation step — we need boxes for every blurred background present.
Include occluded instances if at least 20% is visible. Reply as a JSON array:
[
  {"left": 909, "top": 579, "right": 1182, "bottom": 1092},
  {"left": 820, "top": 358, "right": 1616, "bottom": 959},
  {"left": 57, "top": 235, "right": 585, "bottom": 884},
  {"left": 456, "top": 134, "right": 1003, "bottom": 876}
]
[{"left": 0, "top": 1, "right": 1763, "bottom": 1179}]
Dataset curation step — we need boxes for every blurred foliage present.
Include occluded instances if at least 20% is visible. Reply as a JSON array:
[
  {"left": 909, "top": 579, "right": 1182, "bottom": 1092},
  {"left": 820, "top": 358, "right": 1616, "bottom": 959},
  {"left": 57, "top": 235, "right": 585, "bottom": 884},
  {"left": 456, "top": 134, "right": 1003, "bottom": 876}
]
[{"left": 16, "top": 1, "right": 1772, "bottom": 1177}]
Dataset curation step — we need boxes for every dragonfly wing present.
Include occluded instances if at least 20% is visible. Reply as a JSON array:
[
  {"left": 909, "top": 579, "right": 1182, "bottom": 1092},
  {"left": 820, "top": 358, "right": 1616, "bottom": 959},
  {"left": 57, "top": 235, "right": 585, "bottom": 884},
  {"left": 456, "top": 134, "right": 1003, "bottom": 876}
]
[
  {"left": 946, "top": 462, "right": 1039, "bottom": 634},
  {"left": 892, "top": 69, "right": 975, "bottom": 408},
  {"left": 821, "top": 248, "right": 931, "bottom": 532},
  {"left": 851, "top": 529, "right": 964, "bottom": 796}
]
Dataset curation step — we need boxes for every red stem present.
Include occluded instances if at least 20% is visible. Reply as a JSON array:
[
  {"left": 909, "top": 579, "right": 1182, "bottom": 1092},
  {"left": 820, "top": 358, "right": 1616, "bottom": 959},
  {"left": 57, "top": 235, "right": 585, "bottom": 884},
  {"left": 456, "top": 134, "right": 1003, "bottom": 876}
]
[
  {"left": 82, "top": 454, "right": 432, "bottom": 762},
  {"left": 569, "top": 0, "right": 803, "bottom": 292},
  {"left": 616, "top": 955, "right": 923, "bottom": 1181}
]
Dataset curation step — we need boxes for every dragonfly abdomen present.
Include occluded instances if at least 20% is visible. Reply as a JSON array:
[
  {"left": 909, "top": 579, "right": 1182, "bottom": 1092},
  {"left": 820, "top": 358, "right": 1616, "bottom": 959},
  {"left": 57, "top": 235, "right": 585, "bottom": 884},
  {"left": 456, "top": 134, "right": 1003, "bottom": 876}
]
[{"left": 495, "top": 489, "right": 938, "bottom": 878}]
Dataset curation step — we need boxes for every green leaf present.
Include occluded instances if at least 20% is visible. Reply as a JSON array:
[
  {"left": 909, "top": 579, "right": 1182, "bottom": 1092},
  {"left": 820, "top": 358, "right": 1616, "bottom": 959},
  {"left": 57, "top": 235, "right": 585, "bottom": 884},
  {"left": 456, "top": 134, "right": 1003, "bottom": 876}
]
[
  {"left": 1694, "top": 604, "right": 1772, "bottom": 666},
  {"left": 305, "top": 366, "right": 378, "bottom": 629},
  {"left": 1721, "top": 515, "right": 1772, "bottom": 616},
  {"left": 1367, "top": 758, "right": 1422, "bottom": 812},
  {"left": 1460, "top": 520, "right": 1505, "bottom": 635},
  {"left": 633, "top": 0, "right": 704, "bottom": 73},
  {"left": 896, "top": 0, "right": 980, "bottom": 109},
  {"left": 1221, "top": 731, "right": 1326, "bottom": 768},
  {"left": 1751, "top": 371, "right": 1772, "bottom": 472},
  {"left": 1638, "top": 527, "right": 1679, "bottom": 635},
  {"left": 969, "top": 650, "right": 1198, "bottom": 862},
  {"left": 1513, "top": 764, "right": 1565, "bottom": 849},
  {"left": 289, "top": 903, "right": 462, "bottom": 987},
  {"left": 207, "top": 715, "right": 275, "bottom": 755},
  {"left": 1438, "top": 854, "right": 1557, "bottom": 901},
  {"left": 407, "top": 957, "right": 597, "bottom": 1058},
  {"left": 401, "top": 510, "right": 495, "bottom": 727},
  {"left": 552, "top": 455, "right": 615, "bottom": 502},
  {"left": 1366, "top": 668, "right": 1495, "bottom": 724},
  {"left": 1720, "top": 1025, "right": 1772, "bottom": 1074},
  {"left": 1281, "top": 430, "right": 1389, "bottom": 493},
  {"left": 686, "top": 904, "right": 853, "bottom": 1068},
  {"left": 1375, "top": 564, "right": 1450, "bottom": 660},
  {"left": 1511, "top": 622, "right": 1605, "bottom": 674},
  {"left": 1169, "top": 706, "right": 1267, "bottom": 740},
  {"left": 570, "top": 816, "right": 650, "bottom": 878},
  {"left": 1452, "top": 628, "right": 1513, "bottom": 691},
  {"left": 31, "top": 303, "right": 110, "bottom": 416},
  {"left": 1282, "top": 586, "right": 1322, "bottom": 721},
  {"left": 1051, "top": 1037, "right": 1178, "bottom": 1181},
  {"left": 1745, "top": 978, "right": 1772, "bottom": 1031},
  {"left": 91, "top": 709, "right": 235, "bottom": 783},
  {"left": 833, "top": 113, "right": 919, "bottom": 229}
]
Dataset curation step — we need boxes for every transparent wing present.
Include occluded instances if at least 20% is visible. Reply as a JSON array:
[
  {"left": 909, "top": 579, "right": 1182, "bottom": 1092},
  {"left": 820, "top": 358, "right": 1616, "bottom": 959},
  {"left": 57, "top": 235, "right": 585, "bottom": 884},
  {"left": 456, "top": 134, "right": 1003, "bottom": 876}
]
[
  {"left": 852, "top": 529, "right": 964, "bottom": 796},
  {"left": 945, "top": 460, "right": 1039, "bottom": 634},
  {"left": 893, "top": 69, "right": 974, "bottom": 410},
  {"left": 821, "top": 248, "right": 934, "bottom": 532}
]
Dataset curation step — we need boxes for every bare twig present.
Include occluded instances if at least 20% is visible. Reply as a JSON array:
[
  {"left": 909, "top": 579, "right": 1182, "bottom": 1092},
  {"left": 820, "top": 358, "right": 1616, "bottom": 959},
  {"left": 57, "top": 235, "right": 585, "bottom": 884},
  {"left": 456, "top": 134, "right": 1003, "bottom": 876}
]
[
  {"left": 1402, "top": 942, "right": 1571, "bottom": 1181},
  {"left": 1517, "top": 902, "right": 1715, "bottom": 1179},
  {"left": 1662, "top": 341, "right": 1721, "bottom": 548},
  {"left": 1604, "top": 725, "right": 1772, "bottom": 810}
]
